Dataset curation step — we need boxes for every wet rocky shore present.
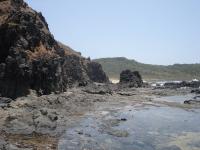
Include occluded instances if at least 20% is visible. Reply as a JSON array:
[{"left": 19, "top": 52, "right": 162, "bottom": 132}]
[
  {"left": 0, "top": 1, "right": 200, "bottom": 149},
  {"left": 0, "top": 81, "right": 200, "bottom": 149}
]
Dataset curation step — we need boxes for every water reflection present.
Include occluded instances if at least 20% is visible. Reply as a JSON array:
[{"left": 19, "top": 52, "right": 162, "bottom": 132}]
[{"left": 59, "top": 103, "right": 200, "bottom": 150}]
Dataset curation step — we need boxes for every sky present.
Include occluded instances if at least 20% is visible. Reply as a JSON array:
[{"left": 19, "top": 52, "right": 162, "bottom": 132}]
[{"left": 24, "top": 0, "right": 200, "bottom": 65}]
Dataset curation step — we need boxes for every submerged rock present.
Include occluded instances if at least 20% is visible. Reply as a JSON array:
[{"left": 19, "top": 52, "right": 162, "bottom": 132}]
[
  {"left": 160, "top": 145, "right": 181, "bottom": 150},
  {"left": 106, "top": 129, "right": 129, "bottom": 137},
  {"left": 184, "top": 99, "right": 200, "bottom": 105},
  {"left": 119, "top": 69, "right": 143, "bottom": 88},
  {"left": 0, "top": 0, "right": 108, "bottom": 98}
]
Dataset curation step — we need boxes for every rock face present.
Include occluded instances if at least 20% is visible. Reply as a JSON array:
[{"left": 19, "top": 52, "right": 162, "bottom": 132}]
[
  {"left": 0, "top": 0, "right": 109, "bottom": 98},
  {"left": 119, "top": 70, "right": 143, "bottom": 88},
  {"left": 87, "top": 62, "right": 109, "bottom": 83}
]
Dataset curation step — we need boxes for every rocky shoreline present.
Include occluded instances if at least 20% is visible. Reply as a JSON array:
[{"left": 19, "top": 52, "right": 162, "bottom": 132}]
[
  {"left": 0, "top": 0, "right": 200, "bottom": 149},
  {"left": 0, "top": 82, "right": 200, "bottom": 149}
]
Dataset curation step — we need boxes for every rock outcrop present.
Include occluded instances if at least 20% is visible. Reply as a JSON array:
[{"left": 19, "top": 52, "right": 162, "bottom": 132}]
[
  {"left": 191, "top": 89, "right": 200, "bottom": 94},
  {"left": 119, "top": 70, "right": 143, "bottom": 88},
  {"left": 184, "top": 99, "right": 200, "bottom": 105},
  {"left": 0, "top": 0, "right": 109, "bottom": 98},
  {"left": 164, "top": 81, "right": 200, "bottom": 89},
  {"left": 87, "top": 62, "right": 109, "bottom": 83}
]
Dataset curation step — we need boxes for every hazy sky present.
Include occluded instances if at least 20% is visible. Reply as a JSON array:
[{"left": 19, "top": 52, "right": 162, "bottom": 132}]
[{"left": 25, "top": 0, "right": 200, "bottom": 65}]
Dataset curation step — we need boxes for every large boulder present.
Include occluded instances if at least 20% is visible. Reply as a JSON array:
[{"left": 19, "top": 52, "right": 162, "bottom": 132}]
[
  {"left": 119, "top": 70, "right": 143, "bottom": 88},
  {"left": 0, "top": 0, "right": 109, "bottom": 98}
]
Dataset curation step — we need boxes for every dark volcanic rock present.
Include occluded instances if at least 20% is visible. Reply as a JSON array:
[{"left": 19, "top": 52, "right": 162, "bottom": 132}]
[
  {"left": 119, "top": 70, "right": 143, "bottom": 88},
  {"left": 191, "top": 89, "right": 200, "bottom": 94},
  {"left": 164, "top": 81, "right": 200, "bottom": 89},
  {"left": 184, "top": 90, "right": 200, "bottom": 104},
  {"left": 0, "top": 0, "right": 108, "bottom": 98},
  {"left": 83, "top": 83, "right": 112, "bottom": 95},
  {"left": 0, "top": 139, "right": 8, "bottom": 150},
  {"left": 164, "top": 81, "right": 187, "bottom": 89},
  {"left": 87, "top": 61, "right": 109, "bottom": 83},
  {"left": 0, "top": 97, "right": 12, "bottom": 108},
  {"left": 184, "top": 99, "right": 200, "bottom": 105}
]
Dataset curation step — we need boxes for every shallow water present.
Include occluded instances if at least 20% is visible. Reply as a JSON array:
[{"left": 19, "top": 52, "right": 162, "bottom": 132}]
[
  {"left": 154, "top": 94, "right": 195, "bottom": 103},
  {"left": 58, "top": 97, "right": 200, "bottom": 150}
]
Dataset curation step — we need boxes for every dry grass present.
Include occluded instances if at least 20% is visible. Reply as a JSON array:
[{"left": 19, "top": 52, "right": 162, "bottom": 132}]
[
  {"left": 0, "top": 0, "right": 11, "bottom": 24},
  {"left": 27, "top": 42, "right": 58, "bottom": 60},
  {"left": 0, "top": 0, "right": 11, "bottom": 14}
]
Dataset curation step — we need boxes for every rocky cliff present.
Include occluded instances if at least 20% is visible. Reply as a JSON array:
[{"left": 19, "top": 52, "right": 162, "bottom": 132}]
[{"left": 0, "top": 0, "right": 108, "bottom": 98}]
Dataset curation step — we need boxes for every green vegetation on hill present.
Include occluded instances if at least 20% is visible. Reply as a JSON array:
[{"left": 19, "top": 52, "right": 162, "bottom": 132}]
[{"left": 94, "top": 57, "right": 200, "bottom": 81}]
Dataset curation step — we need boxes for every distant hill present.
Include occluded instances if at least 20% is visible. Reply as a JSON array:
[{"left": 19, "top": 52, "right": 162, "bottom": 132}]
[{"left": 94, "top": 57, "right": 200, "bottom": 81}]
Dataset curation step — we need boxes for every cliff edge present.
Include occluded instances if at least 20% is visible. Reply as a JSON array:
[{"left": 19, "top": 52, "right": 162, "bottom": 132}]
[{"left": 0, "top": 0, "right": 109, "bottom": 98}]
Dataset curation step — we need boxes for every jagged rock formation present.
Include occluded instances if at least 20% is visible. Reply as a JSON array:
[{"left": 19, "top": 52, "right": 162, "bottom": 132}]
[
  {"left": 87, "top": 62, "right": 109, "bottom": 83},
  {"left": 0, "top": 0, "right": 109, "bottom": 98},
  {"left": 119, "top": 70, "right": 143, "bottom": 88}
]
